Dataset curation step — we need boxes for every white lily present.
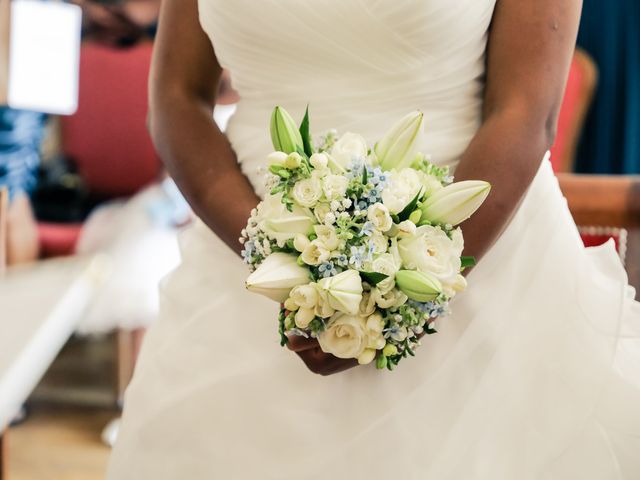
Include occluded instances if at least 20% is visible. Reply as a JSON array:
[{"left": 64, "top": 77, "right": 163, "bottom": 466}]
[
  {"left": 376, "top": 111, "right": 425, "bottom": 171},
  {"left": 395, "top": 270, "right": 442, "bottom": 302},
  {"left": 420, "top": 180, "right": 491, "bottom": 226},
  {"left": 246, "top": 253, "right": 311, "bottom": 302},
  {"left": 318, "top": 270, "right": 363, "bottom": 315}
]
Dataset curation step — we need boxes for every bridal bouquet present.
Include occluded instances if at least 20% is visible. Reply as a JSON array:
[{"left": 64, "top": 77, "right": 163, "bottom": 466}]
[{"left": 241, "top": 107, "right": 490, "bottom": 370}]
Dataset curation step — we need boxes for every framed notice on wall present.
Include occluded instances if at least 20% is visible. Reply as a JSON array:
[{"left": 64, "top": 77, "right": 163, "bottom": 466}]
[{"left": 0, "top": 0, "right": 82, "bottom": 115}]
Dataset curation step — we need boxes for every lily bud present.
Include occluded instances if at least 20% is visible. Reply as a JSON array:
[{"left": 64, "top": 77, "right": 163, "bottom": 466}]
[
  {"left": 376, "top": 111, "right": 425, "bottom": 171},
  {"left": 420, "top": 180, "right": 491, "bottom": 226},
  {"left": 246, "top": 253, "right": 311, "bottom": 302},
  {"left": 270, "top": 106, "right": 304, "bottom": 154},
  {"left": 395, "top": 270, "right": 442, "bottom": 302},
  {"left": 318, "top": 270, "right": 363, "bottom": 315}
]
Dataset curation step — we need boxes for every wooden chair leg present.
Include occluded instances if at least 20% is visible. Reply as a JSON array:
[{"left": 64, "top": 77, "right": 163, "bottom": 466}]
[{"left": 0, "top": 431, "right": 7, "bottom": 480}]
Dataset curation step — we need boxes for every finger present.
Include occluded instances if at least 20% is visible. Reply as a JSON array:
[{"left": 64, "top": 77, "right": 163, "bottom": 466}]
[{"left": 285, "top": 334, "right": 320, "bottom": 352}]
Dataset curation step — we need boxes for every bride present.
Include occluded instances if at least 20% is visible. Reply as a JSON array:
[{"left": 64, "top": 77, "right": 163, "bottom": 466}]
[{"left": 108, "top": 0, "right": 640, "bottom": 478}]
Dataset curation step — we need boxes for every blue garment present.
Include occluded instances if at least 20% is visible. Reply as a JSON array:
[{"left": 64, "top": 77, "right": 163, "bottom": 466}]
[
  {"left": 0, "top": 108, "right": 46, "bottom": 200},
  {"left": 576, "top": 0, "right": 640, "bottom": 174}
]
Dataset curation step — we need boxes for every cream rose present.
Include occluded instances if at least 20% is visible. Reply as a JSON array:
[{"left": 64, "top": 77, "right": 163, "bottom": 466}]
[
  {"left": 322, "top": 174, "right": 349, "bottom": 201},
  {"left": 318, "top": 313, "right": 369, "bottom": 359},
  {"left": 381, "top": 168, "right": 423, "bottom": 214},
  {"left": 367, "top": 203, "right": 393, "bottom": 232},
  {"left": 397, "top": 225, "right": 463, "bottom": 285},
  {"left": 292, "top": 178, "right": 323, "bottom": 207},
  {"left": 372, "top": 288, "right": 408, "bottom": 309},
  {"left": 314, "top": 202, "right": 332, "bottom": 224},
  {"left": 330, "top": 132, "right": 369, "bottom": 169}
]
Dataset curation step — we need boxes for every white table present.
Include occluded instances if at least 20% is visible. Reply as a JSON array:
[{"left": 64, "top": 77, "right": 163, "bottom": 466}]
[{"left": 0, "top": 256, "right": 108, "bottom": 432}]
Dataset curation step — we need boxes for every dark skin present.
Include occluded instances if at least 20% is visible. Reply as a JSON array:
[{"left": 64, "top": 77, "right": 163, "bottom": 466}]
[{"left": 149, "top": 0, "right": 582, "bottom": 376}]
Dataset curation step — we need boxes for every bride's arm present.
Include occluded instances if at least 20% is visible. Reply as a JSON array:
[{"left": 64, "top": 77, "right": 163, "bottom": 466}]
[
  {"left": 148, "top": 0, "right": 258, "bottom": 253},
  {"left": 454, "top": 0, "right": 582, "bottom": 263}
]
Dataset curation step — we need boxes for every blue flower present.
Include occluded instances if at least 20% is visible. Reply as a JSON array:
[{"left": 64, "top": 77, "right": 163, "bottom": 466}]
[
  {"left": 334, "top": 254, "right": 349, "bottom": 267},
  {"left": 318, "top": 261, "right": 339, "bottom": 278},
  {"left": 359, "top": 221, "right": 375, "bottom": 237},
  {"left": 349, "top": 246, "right": 366, "bottom": 270}
]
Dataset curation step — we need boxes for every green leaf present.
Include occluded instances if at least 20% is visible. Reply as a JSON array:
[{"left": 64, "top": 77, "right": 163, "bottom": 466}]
[
  {"left": 299, "top": 105, "right": 314, "bottom": 158},
  {"left": 461, "top": 256, "right": 476, "bottom": 268},
  {"left": 397, "top": 189, "right": 423, "bottom": 222},
  {"left": 362, "top": 165, "right": 368, "bottom": 185},
  {"left": 359, "top": 271, "right": 389, "bottom": 286}
]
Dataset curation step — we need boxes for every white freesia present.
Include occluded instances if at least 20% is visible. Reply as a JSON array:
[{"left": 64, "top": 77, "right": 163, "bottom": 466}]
[
  {"left": 295, "top": 308, "right": 316, "bottom": 329},
  {"left": 366, "top": 312, "right": 386, "bottom": 350},
  {"left": 314, "top": 225, "right": 340, "bottom": 250},
  {"left": 315, "top": 289, "right": 336, "bottom": 318},
  {"left": 371, "top": 253, "right": 401, "bottom": 294},
  {"left": 420, "top": 180, "right": 491, "bottom": 226},
  {"left": 367, "top": 203, "right": 393, "bottom": 232},
  {"left": 245, "top": 253, "right": 310, "bottom": 302},
  {"left": 301, "top": 240, "right": 331, "bottom": 266},
  {"left": 313, "top": 202, "right": 332, "bottom": 224},
  {"left": 396, "top": 220, "right": 417, "bottom": 238},
  {"left": 330, "top": 132, "right": 369, "bottom": 169},
  {"left": 292, "top": 178, "right": 323, "bottom": 208},
  {"left": 381, "top": 168, "right": 423, "bottom": 215},
  {"left": 318, "top": 270, "right": 363, "bottom": 315},
  {"left": 318, "top": 313, "right": 369, "bottom": 360},
  {"left": 357, "top": 349, "right": 377, "bottom": 365},
  {"left": 289, "top": 284, "right": 319, "bottom": 309},
  {"left": 293, "top": 233, "right": 310, "bottom": 253},
  {"left": 376, "top": 111, "right": 425, "bottom": 171},
  {"left": 322, "top": 174, "right": 349, "bottom": 201},
  {"left": 257, "top": 193, "right": 315, "bottom": 246},
  {"left": 284, "top": 152, "right": 303, "bottom": 169},
  {"left": 443, "top": 274, "right": 468, "bottom": 298},
  {"left": 359, "top": 290, "right": 377, "bottom": 316},
  {"left": 397, "top": 225, "right": 463, "bottom": 285},
  {"left": 267, "top": 151, "right": 288, "bottom": 167},
  {"left": 372, "top": 288, "right": 408, "bottom": 309}
]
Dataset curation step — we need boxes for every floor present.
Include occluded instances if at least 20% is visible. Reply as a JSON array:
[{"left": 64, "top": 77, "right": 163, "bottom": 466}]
[
  {"left": 7, "top": 405, "right": 114, "bottom": 480},
  {"left": 5, "top": 334, "right": 119, "bottom": 480}
]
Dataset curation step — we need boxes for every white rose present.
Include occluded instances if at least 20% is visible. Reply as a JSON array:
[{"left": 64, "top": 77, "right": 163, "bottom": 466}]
[
  {"left": 397, "top": 225, "right": 463, "bottom": 285},
  {"left": 443, "top": 273, "right": 467, "bottom": 298},
  {"left": 314, "top": 202, "right": 331, "bottom": 224},
  {"left": 318, "top": 313, "right": 369, "bottom": 359},
  {"left": 369, "top": 231, "right": 389, "bottom": 254},
  {"left": 330, "top": 132, "right": 369, "bottom": 169},
  {"left": 371, "top": 253, "right": 400, "bottom": 294},
  {"left": 295, "top": 307, "right": 316, "bottom": 329},
  {"left": 322, "top": 174, "right": 349, "bottom": 201},
  {"left": 292, "top": 178, "right": 323, "bottom": 208},
  {"left": 381, "top": 168, "right": 423, "bottom": 215},
  {"left": 314, "top": 225, "right": 340, "bottom": 251},
  {"left": 289, "top": 284, "right": 319, "bottom": 309},
  {"left": 301, "top": 240, "right": 331, "bottom": 266},
  {"left": 257, "top": 193, "right": 316, "bottom": 246},
  {"left": 367, "top": 203, "right": 393, "bottom": 232},
  {"left": 396, "top": 220, "right": 417, "bottom": 238}
]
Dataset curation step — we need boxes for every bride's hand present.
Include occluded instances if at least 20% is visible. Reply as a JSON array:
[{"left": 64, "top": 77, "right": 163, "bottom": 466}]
[{"left": 286, "top": 336, "right": 358, "bottom": 376}]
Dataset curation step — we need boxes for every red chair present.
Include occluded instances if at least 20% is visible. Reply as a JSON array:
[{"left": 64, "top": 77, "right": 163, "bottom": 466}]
[
  {"left": 37, "top": 41, "right": 161, "bottom": 258},
  {"left": 553, "top": 50, "right": 640, "bottom": 290},
  {"left": 36, "top": 40, "right": 162, "bottom": 402}
]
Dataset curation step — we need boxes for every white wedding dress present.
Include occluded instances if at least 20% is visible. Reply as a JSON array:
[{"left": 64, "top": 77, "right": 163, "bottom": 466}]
[{"left": 108, "top": 1, "right": 640, "bottom": 478}]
